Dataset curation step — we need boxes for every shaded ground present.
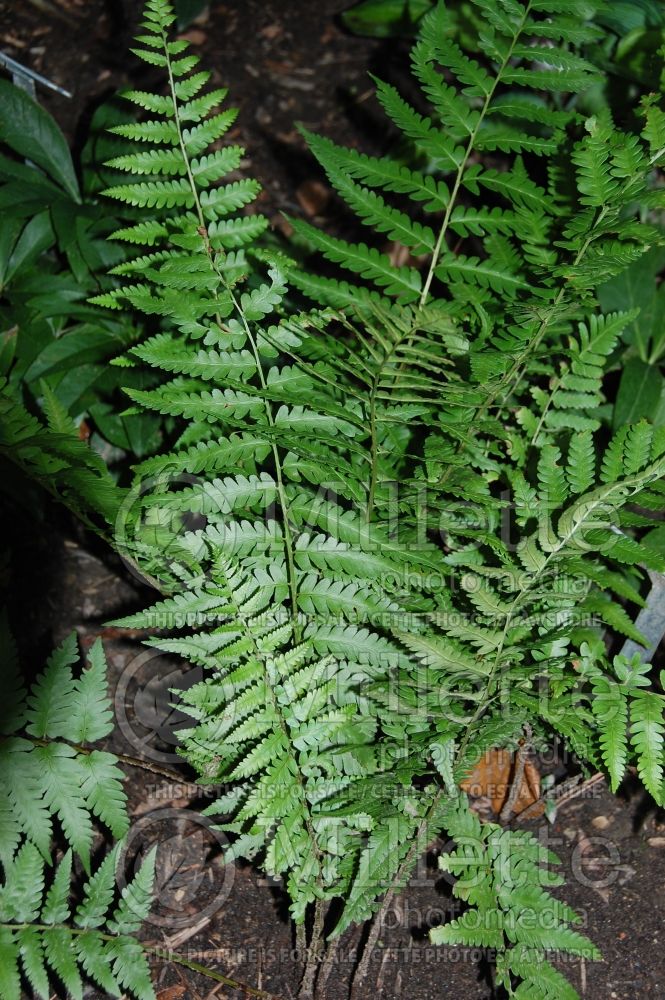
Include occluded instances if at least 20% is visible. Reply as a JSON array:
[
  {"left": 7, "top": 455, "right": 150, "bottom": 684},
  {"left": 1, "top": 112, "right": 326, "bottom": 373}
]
[{"left": 2, "top": 1, "right": 665, "bottom": 997}]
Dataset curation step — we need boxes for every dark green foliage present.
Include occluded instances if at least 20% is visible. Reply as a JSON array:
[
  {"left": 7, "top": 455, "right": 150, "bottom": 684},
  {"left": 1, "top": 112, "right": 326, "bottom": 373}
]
[
  {"left": 0, "top": 81, "right": 163, "bottom": 469},
  {"left": 0, "top": 378, "right": 125, "bottom": 532}
]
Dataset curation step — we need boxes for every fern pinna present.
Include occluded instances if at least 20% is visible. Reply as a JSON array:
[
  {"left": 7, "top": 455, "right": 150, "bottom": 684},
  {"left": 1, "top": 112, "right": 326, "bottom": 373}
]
[
  {"left": 95, "top": 0, "right": 665, "bottom": 997},
  {"left": 0, "top": 622, "right": 156, "bottom": 1000}
]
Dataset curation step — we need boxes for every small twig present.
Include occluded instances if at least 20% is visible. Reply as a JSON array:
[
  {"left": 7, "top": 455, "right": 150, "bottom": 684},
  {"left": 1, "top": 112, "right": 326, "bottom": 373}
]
[
  {"left": 514, "top": 772, "right": 605, "bottom": 825},
  {"left": 296, "top": 922, "right": 307, "bottom": 964},
  {"left": 113, "top": 748, "right": 192, "bottom": 783},
  {"left": 152, "top": 948, "right": 280, "bottom": 999},
  {"left": 163, "top": 914, "right": 213, "bottom": 950},
  {"left": 203, "top": 987, "right": 223, "bottom": 1000},
  {"left": 314, "top": 934, "right": 343, "bottom": 997},
  {"left": 499, "top": 724, "right": 532, "bottom": 823},
  {"left": 375, "top": 948, "right": 391, "bottom": 993},
  {"left": 349, "top": 892, "right": 393, "bottom": 1000}
]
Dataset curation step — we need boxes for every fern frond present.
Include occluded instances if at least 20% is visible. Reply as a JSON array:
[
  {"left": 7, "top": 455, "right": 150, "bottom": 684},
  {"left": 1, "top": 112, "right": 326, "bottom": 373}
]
[
  {"left": 0, "top": 628, "right": 127, "bottom": 871},
  {"left": 0, "top": 842, "right": 155, "bottom": 1000},
  {"left": 432, "top": 797, "right": 599, "bottom": 997},
  {"left": 289, "top": 217, "right": 422, "bottom": 302},
  {"left": 631, "top": 692, "right": 665, "bottom": 804},
  {"left": 592, "top": 676, "right": 628, "bottom": 791}
]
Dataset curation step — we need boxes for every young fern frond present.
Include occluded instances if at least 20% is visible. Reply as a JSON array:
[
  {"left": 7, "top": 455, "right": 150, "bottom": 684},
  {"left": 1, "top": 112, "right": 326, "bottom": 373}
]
[
  {"left": 523, "top": 311, "right": 638, "bottom": 444},
  {"left": 0, "top": 625, "right": 127, "bottom": 872},
  {"left": 584, "top": 650, "right": 664, "bottom": 796},
  {"left": 432, "top": 796, "right": 599, "bottom": 998},
  {"left": 114, "top": 555, "right": 405, "bottom": 923},
  {"left": 294, "top": 0, "right": 603, "bottom": 312}
]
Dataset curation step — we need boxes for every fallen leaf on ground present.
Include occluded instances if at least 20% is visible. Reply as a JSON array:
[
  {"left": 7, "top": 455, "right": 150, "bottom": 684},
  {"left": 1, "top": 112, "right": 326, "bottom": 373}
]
[
  {"left": 157, "top": 986, "right": 187, "bottom": 1000},
  {"left": 180, "top": 28, "right": 207, "bottom": 45},
  {"left": 460, "top": 748, "right": 541, "bottom": 817},
  {"left": 296, "top": 179, "right": 329, "bottom": 216}
]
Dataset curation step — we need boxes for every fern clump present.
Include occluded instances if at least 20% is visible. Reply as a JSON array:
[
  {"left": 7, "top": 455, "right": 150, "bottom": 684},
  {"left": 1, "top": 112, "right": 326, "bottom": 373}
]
[{"left": 29, "top": 0, "right": 665, "bottom": 996}]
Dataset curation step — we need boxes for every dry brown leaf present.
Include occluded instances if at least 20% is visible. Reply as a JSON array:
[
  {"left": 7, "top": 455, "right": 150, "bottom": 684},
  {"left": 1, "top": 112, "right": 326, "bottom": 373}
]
[
  {"left": 157, "top": 986, "right": 187, "bottom": 1000},
  {"left": 179, "top": 28, "right": 206, "bottom": 46},
  {"left": 295, "top": 180, "right": 329, "bottom": 217},
  {"left": 460, "top": 748, "right": 541, "bottom": 817}
]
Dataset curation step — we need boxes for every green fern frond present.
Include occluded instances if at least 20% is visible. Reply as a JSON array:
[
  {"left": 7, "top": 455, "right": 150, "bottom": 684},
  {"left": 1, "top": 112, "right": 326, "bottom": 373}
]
[
  {"left": 0, "top": 628, "right": 127, "bottom": 871},
  {"left": 0, "top": 842, "right": 155, "bottom": 1000},
  {"left": 432, "top": 796, "right": 599, "bottom": 997},
  {"left": 631, "top": 691, "right": 665, "bottom": 804}
]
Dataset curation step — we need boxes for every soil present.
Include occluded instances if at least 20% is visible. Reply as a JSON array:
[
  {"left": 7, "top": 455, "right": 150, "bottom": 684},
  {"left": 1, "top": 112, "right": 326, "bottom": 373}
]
[
  {"left": 1, "top": 1, "right": 665, "bottom": 998},
  {"left": 0, "top": 0, "right": 406, "bottom": 230}
]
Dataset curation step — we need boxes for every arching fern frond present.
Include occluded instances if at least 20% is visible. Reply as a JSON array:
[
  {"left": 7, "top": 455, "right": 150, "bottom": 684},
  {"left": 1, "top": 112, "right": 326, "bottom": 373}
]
[
  {"left": 113, "top": 555, "right": 405, "bottom": 923},
  {"left": 295, "top": 0, "right": 604, "bottom": 313}
]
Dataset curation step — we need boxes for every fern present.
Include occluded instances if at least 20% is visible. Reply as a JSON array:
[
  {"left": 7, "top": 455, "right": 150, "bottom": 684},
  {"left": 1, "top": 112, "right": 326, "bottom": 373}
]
[
  {"left": 432, "top": 796, "right": 599, "bottom": 995},
  {"left": 294, "top": 0, "right": 605, "bottom": 310},
  {"left": 0, "top": 621, "right": 158, "bottom": 999},
  {"left": 114, "top": 555, "right": 418, "bottom": 925},
  {"left": 579, "top": 648, "right": 665, "bottom": 797},
  {"left": 0, "top": 623, "right": 127, "bottom": 871},
  {"left": 0, "top": 842, "right": 155, "bottom": 1000}
]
